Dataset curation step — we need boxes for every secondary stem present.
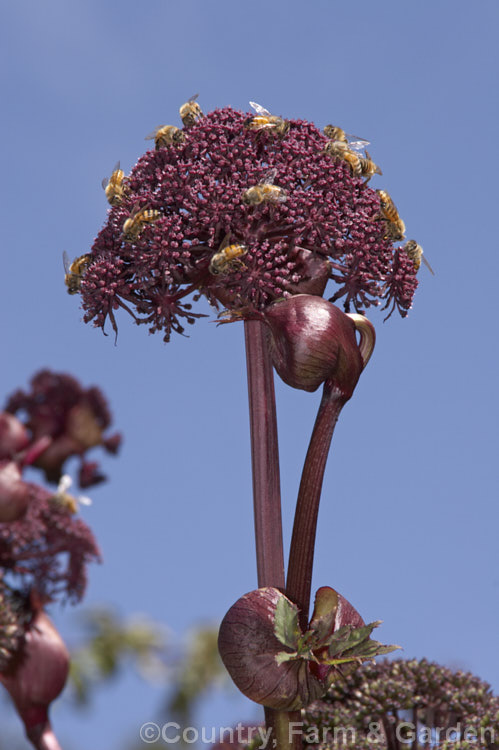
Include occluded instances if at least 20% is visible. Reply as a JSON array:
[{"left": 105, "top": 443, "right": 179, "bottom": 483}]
[{"left": 286, "top": 383, "right": 345, "bottom": 628}]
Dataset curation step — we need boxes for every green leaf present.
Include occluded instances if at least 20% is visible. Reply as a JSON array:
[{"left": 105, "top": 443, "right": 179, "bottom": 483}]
[
  {"left": 274, "top": 596, "right": 301, "bottom": 650},
  {"left": 326, "top": 621, "right": 381, "bottom": 657},
  {"left": 275, "top": 649, "right": 299, "bottom": 665}
]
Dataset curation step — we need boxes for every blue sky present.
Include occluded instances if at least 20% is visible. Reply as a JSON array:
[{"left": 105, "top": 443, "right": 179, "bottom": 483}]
[{"left": 1, "top": 1, "right": 499, "bottom": 747}]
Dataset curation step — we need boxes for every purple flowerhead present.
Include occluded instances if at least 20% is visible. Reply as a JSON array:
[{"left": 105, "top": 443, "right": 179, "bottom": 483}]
[
  {"left": 0, "top": 481, "right": 100, "bottom": 603},
  {"left": 77, "top": 103, "right": 419, "bottom": 341},
  {"left": 5, "top": 370, "right": 121, "bottom": 488}
]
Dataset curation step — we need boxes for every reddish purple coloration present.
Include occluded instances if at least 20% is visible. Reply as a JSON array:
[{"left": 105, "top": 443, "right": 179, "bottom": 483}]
[
  {"left": 0, "top": 596, "right": 69, "bottom": 738},
  {"left": 380, "top": 245, "right": 420, "bottom": 321},
  {"left": 5, "top": 370, "right": 121, "bottom": 487},
  {"left": 218, "top": 586, "right": 364, "bottom": 711},
  {"left": 0, "top": 461, "right": 31, "bottom": 522},
  {"left": 80, "top": 107, "right": 418, "bottom": 341},
  {"left": 260, "top": 295, "right": 371, "bottom": 395},
  {"left": 0, "top": 413, "right": 30, "bottom": 460},
  {"left": 0, "top": 482, "right": 100, "bottom": 603}
]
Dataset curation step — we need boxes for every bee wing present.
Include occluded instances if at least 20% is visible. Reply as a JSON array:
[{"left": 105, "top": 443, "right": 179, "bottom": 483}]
[
  {"left": 249, "top": 101, "right": 272, "bottom": 117},
  {"left": 63, "top": 251, "right": 72, "bottom": 273},
  {"left": 128, "top": 202, "right": 144, "bottom": 219},
  {"left": 58, "top": 474, "right": 72, "bottom": 493},
  {"left": 219, "top": 232, "right": 231, "bottom": 250},
  {"left": 78, "top": 495, "right": 93, "bottom": 507},
  {"left": 102, "top": 160, "right": 120, "bottom": 190},
  {"left": 422, "top": 254, "right": 435, "bottom": 275},
  {"left": 187, "top": 93, "right": 199, "bottom": 103},
  {"left": 347, "top": 137, "right": 370, "bottom": 152},
  {"left": 145, "top": 127, "right": 161, "bottom": 140},
  {"left": 262, "top": 168, "right": 277, "bottom": 184},
  {"left": 348, "top": 140, "right": 370, "bottom": 151}
]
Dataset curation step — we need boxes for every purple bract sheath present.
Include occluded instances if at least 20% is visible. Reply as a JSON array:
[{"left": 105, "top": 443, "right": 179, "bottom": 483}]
[{"left": 80, "top": 106, "right": 418, "bottom": 341}]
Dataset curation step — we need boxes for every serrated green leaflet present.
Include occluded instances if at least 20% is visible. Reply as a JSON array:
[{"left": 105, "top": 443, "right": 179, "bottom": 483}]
[{"left": 274, "top": 595, "right": 300, "bottom": 650}]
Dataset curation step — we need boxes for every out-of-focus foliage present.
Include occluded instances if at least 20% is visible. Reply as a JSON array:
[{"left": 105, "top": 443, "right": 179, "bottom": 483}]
[
  {"left": 69, "top": 608, "right": 170, "bottom": 703},
  {"left": 167, "top": 625, "right": 228, "bottom": 724},
  {"left": 69, "top": 608, "right": 228, "bottom": 728}
]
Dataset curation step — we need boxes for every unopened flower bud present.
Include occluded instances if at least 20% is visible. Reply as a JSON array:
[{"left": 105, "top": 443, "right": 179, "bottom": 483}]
[
  {"left": 218, "top": 586, "right": 365, "bottom": 711},
  {"left": 0, "top": 600, "right": 69, "bottom": 735},
  {"left": 263, "top": 295, "right": 375, "bottom": 397},
  {"left": 0, "top": 461, "right": 30, "bottom": 521},
  {"left": 0, "top": 413, "right": 29, "bottom": 460}
]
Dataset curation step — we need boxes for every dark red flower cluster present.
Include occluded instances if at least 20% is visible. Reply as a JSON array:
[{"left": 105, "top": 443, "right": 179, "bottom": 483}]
[
  {"left": 0, "top": 370, "right": 119, "bottom": 748},
  {"left": 79, "top": 106, "right": 419, "bottom": 341},
  {"left": 0, "top": 482, "right": 100, "bottom": 604},
  {"left": 5, "top": 369, "right": 121, "bottom": 487}
]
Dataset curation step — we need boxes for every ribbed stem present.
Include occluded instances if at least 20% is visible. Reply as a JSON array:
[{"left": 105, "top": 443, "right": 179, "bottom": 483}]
[
  {"left": 245, "top": 320, "right": 300, "bottom": 750},
  {"left": 286, "top": 383, "right": 345, "bottom": 628},
  {"left": 244, "top": 320, "right": 284, "bottom": 588}
]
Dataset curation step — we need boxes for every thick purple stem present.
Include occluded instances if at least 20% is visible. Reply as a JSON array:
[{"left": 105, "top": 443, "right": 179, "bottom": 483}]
[
  {"left": 286, "top": 382, "right": 345, "bottom": 628},
  {"left": 245, "top": 321, "right": 301, "bottom": 750},
  {"left": 244, "top": 320, "right": 285, "bottom": 589}
]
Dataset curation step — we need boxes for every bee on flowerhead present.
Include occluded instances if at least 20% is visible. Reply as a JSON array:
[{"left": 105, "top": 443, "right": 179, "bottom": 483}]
[
  {"left": 403, "top": 240, "right": 435, "bottom": 275},
  {"left": 322, "top": 128, "right": 380, "bottom": 181},
  {"left": 122, "top": 204, "right": 162, "bottom": 242},
  {"left": 323, "top": 125, "right": 370, "bottom": 153},
  {"left": 241, "top": 169, "right": 288, "bottom": 206},
  {"left": 244, "top": 101, "right": 290, "bottom": 138},
  {"left": 358, "top": 151, "right": 382, "bottom": 182},
  {"left": 145, "top": 125, "right": 185, "bottom": 150},
  {"left": 50, "top": 474, "right": 92, "bottom": 514},
  {"left": 179, "top": 93, "right": 203, "bottom": 128},
  {"left": 323, "top": 140, "right": 362, "bottom": 176},
  {"left": 102, "top": 161, "right": 127, "bottom": 206},
  {"left": 209, "top": 234, "right": 248, "bottom": 276},
  {"left": 376, "top": 189, "right": 406, "bottom": 242},
  {"left": 63, "top": 251, "right": 93, "bottom": 295}
]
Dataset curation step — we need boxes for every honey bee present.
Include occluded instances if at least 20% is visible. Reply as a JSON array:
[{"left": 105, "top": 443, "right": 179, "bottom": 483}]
[
  {"left": 242, "top": 169, "right": 288, "bottom": 205},
  {"left": 179, "top": 93, "right": 203, "bottom": 127},
  {"left": 323, "top": 125, "right": 370, "bottom": 152},
  {"left": 50, "top": 474, "right": 92, "bottom": 514},
  {"left": 403, "top": 240, "right": 435, "bottom": 275},
  {"left": 244, "top": 101, "right": 290, "bottom": 137},
  {"left": 376, "top": 189, "right": 406, "bottom": 241},
  {"left": 102, "top": 161, "right": 127, "bottom": 206},
  {"left": 145, "top": 125, "right": 185, "bottom": 150},
  {"left": 358, "top": 151, "right": 382, "bottom": 182},
  {"left": 63, "top": 251, "right": 92, "bottom": 294},
  {"left": 122, "top": 204, "right": 162, "bottom": 242},
  {"left": 323, "top": 140, "right": 362, "bottom": 176},
  {"left": 323, "top": 139, "right": 348, "bottom": 157},
  {"left": 209, "top": 235, "right": 248, "bottom": 275}
]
